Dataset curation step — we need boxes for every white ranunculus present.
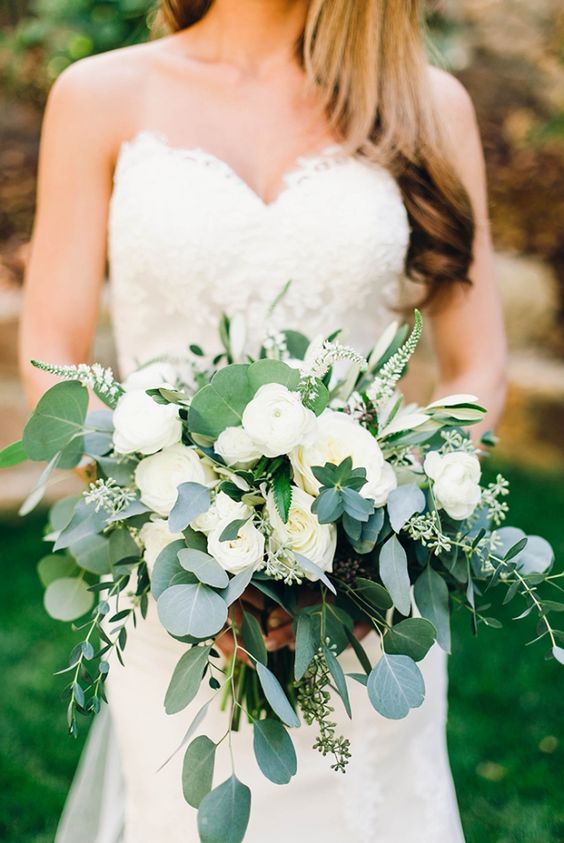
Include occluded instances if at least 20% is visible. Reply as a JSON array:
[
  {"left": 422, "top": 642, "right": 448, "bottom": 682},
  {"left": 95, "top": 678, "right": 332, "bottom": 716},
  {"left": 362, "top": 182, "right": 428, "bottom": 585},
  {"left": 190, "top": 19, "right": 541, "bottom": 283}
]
[
  {"left": 123, "top": 361, "right": 180, "bottom": 392},
  {"left": 242, "top": 383, "right": 317, "bottom": 458},
  {"left": 207, "top": 519, "right": 265, "bottom": 574},
  {"left": 139, "top": 517, "right": 183, "bottom": 574},
  {"left": 424, "top": 450, "right": 482, "bottom": 520},
  {"left": 215, "top": 426, "right": 263, "bottom": 469},
  {"left": 266, "top": 486, "right": 337, "bottom": 578},
  {"left": 290, "top": 409, "right": 396, "bottom": 506},
  {"left": 135, "top": 443, "right": 218, "bottom": 517},
  {"left": 113, "top": 390, "right": 182, "bottom": 455},
  {"left": 192, "top": 491, "right": 252, "bottom": 535}
]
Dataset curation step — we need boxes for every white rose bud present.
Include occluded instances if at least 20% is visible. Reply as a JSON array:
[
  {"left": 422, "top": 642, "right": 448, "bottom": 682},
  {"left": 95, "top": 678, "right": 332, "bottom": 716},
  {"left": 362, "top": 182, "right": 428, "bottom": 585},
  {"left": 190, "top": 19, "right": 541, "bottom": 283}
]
[
  {"left": 266, "top": 486, "right": 337, "bottom": 579},
  {"left": 215, "top": 426, "right": 263, "bottom": 469},
  {"left": 135, "top": 443, "right": 218, "bottom": 517},
  {"left": 242, "top": 383, "right": 317, "bottom": 458},
  {"left": 113, "top": 390, "right": 181, "bottom": 455},
  {"left": 424, "top": 450, "right": 482, "bottom": 520},
  {"left": 139, "top": 517, "right": 183, "bottom": 574},
  {"left": 207, "top": 519, "right": 265, "bottom": 574},
  {"left": 192, "top": 491, "right": 251, "bottom": 535},
  {"left": 290, "top": 410, "right": 394, "bottom": 504}
]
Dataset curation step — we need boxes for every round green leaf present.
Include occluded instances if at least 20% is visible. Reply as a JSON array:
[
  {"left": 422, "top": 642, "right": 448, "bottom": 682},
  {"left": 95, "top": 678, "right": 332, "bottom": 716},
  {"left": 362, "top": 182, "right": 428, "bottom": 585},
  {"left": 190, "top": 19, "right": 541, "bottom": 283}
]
[
  {"left": 44, "top": 577, "right": 94, "bottom": 622},
  {"left": 157, "top": 583, "right": 228, "bottom": 639},
  {"left": 253, "top": 719, "right": 297, "bottom": 785},
  {"left": 178, "top": 548, "right": 229, "bottom": 589},
  {"left": 367, "top": 653, "right": 425, "bottom": 720},
  {"left": 151, "top": 540, "right": 190, "bottom": 599},
  {"left": 183, "top": 735, "right": 216, "bottom": 808},
  {"left": 189, "top": 365, "right": 252, "bottom": 439},
  {"left": 70, "top": 533, "right": 112, "bottom": 575},
  {"left": 197, "top": 776, "right": 251, "bottom": 843},
  {"left": 383, "top": 618, "right": 437, "bottom": 661},
  {"left": 23, "top": 380, "right": 88, "bottom": 461}
]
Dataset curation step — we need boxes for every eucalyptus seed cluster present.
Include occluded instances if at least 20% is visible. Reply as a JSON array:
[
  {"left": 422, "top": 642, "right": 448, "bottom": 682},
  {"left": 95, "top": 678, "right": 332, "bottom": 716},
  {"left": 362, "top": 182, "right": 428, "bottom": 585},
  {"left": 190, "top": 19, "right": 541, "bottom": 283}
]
[
  {"left": 296, "top": 648, "right": 351, "bottom": 773},
  {"left": 332, "top": 555, "right": 367, "bottom": 586}
]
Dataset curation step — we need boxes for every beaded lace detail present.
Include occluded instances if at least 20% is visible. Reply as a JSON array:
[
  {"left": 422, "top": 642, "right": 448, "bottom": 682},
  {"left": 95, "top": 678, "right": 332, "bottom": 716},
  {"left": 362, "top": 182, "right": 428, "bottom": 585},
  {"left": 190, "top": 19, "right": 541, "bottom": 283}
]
[{"left": 108, "top": 130, "right": 410, "bottom": 375}]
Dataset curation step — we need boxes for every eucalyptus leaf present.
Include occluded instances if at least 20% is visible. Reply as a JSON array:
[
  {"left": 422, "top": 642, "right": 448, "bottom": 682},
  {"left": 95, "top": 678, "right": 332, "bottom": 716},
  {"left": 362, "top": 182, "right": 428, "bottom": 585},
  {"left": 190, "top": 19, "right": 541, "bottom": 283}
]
[
  {"left": 242, "top": 611, "right": 267, "bottom": 665},
  {"left": 109, "top": 528, "right": 141, "bottom": 566},
  {"left": 165, "top": 645, "right": 212, "bottom": 714},
  {"left": 151, "top": 539, "right": 190, "bottom": 599},
  {"left": 189, "top": 365, "right": 252, "bottom": 439},
  {"left": 70, "top": 533, "right": 112, "bottom": 575},
  {"left": 37, "top": 554, "right": 78, "bottom": 587},
  {"left": 44, "top": 577, "right": 94, "bottom": 622},
  {"left": 387, "top": 484, "right": 426, "bottom": 532},
  {"left": 54, "top": 500, "right": 108, "bottom": 551},
  {"left": 97, "top": 455, "right": 137, "bottom": 485},
  {"left": 341, "top": 487, "right": 374, "bottom": 522},
  {"left": 178, "top": 548, "right": 229, "bottom": 589},
  {"left": 383, "top": 618, "right": 437, "bottom": 661},
  {"left": 414, "top": 566, "right": 451, "bottom": 653},
  {"left": 350, "top": 508, "right": 384, "bottom": 555},
  {"left": 367, "top": 653, "right": 425, "bottom": 719},
  {"left": 220, "top": 567, "right": 254, "bottom": 607},
  {"left": 0, "top": 439, "right": 27, "bottom": 468},
  {"left": 294, "top": 553, "right": 336, "bottom": 595},
  {"left": 379, "top": 535, "right": 411, "bottom": 616},
  {"left": 294, "top": 613, "right": 316, "bottom": 680},
  {"left": 323, "top": 646, "right": 351, "bottom": 717},
  {"left": 354, "top": 578, "right": 393, "bottom": 611},
  {"left": 247, "top": 359, "right": 300, "bottom": 392},
  {"left": 183, "top": 736, "right": 216, "bottom": 808},
  {"left": 197, "top": 776, "right": 251, "bottom": 843},
  {"left": 169, "top": 483, "right": 211, "bottom": 533},
  {"left": 158, "top": 583, "right": 228, "bottom": 639},
  {"left": 219, "top": 518, "right": 250, "bottom": 542},
  {"left": 253, "top": 719, "right": 297, "bottom": 785},
  {"left": 48, "top": 496, "right": 79, "bottom": 533},
  {"left": 19, "top": 452, "right": 60, "bottom": 516},
  {"left": 256, "top": 662, "right": 300, "bottom": 728},
  {"left": 23, "top": 381, "right": 88, "bottom": 461}
]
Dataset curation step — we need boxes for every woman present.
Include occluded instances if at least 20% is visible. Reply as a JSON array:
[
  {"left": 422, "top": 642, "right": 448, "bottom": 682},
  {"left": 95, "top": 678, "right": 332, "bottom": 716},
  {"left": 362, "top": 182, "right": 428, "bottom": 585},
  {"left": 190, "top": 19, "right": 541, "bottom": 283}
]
[{"left": 20, "top": 1, "right": 507, "bottom": 841}]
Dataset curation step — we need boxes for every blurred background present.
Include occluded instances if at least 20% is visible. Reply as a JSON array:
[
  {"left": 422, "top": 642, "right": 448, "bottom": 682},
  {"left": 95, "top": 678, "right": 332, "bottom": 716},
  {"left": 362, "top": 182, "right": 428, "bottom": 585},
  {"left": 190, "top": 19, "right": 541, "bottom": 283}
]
[{"left": 0, "top": 1, "right": 563, "bottom": 841}]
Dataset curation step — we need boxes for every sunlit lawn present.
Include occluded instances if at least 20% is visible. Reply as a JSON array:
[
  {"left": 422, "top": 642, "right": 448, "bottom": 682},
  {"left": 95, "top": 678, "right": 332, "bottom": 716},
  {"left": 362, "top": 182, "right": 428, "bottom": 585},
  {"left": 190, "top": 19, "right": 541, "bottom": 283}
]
[{"left": 0, "top": 462, "right": 563, "bottom": 842}]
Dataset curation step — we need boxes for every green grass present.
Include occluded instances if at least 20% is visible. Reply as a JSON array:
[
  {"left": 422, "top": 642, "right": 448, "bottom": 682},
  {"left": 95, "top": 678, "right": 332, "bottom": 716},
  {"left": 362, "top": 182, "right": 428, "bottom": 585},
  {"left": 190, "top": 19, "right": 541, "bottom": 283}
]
[{"left": 0, "top": 462, "right": 563, "bottom": 842}]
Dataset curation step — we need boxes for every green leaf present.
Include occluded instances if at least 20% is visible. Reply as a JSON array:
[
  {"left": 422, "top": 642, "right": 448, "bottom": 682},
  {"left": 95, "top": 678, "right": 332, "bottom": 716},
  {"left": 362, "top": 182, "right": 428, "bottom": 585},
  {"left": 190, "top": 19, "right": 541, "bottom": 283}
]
[
  {"left": 504, "top": 537, "right": 529, "bottom": 561},
  {"left": 414, "top": 565, "right": 451, "bottom": 653},
  {"left": 157, "top": 583, "right": 228, "bottom": 639},
  {"left": 383, "top": 618, "right": 437, "bottom": 661},
  {"left": 354, "top": 578, "right": 393, "bottom": 611},
  {"left": 70, "top": 533, "right": 112, "bottom": 575},
  {"left": 53, "top": 500, "right": 108, "bottom": 552},
  {"left": 247, "top": 359, "right": 300, "bottom": 392},
  {"left": 19, "top": 452, "right": 60, "bottom": 516},
  {"left": 344, "top": 626, "right": 373, "bottom": 674},
  {"left": 552, "top": 646, "right": 564, "bottom": 665},
  {"left": 367, "top": 653, "right": 425, "bottom": 719},
  {"left": 219, "top": 518, "right": 250, "bottom": 542},
  {"left": 293, "top": 552, "right": 336, "bottom": 595},
  {"left": 311, "top": 488, "right": 344, "bottom": 523},
  {"left": 294, "top": 613, "right": 316, "bottom": 680},
  {"left": 165, "top": 645, "right": 212, "bottom": 714},
  {"left": 387, "top": 484, "right": 426, "bottom": 532},
  {"left": 37, "top": 554, "right": 78, "bottom": 587},
  {"left": 253, "top": 719, "right": 297, "bottom": 785},
  {"left": 48, "top": 496, "right": 79, "bottom": 532},
  {"left": 379, "top": 535, "right": 411, "bottom": 616},
  {"left": 151, "top": 540, "right": 190, "bottom": 599},
  {"left": 350, "top": 509, "right": 384, "bottom": 555},
  {"left": 109, "top": 528, "right": 141, "bottom": 565},
  {"left": 189, "top": 365, "right": 252, "bottom": 439},
  {"left": 311, "top": 463, "right": 337, "bottom": 487},
  {"left": 0, "top": 440, "right": 27, "bottom": 468},
  {"left": 23, "top": 381, "right": 88, "bottom": 461},
  {"left": 178, "top": 549, "right": 229, "bottom": 589},
  {"left": 272, "top": 464, "right": 292, "bottom": 523},
  {"left": 302, "top": 380, "right": 330, "bottom": 415},
  {"left": 44, "top": 577, "right": 94, "bottom": 622},
  {"left": 220, "top": 567, "right": 254, "bottom": 607},
  {"left": 341, "top": 487, "right": 374, "bottom": 522},
  {"left": 256, "top": 662, "right": 300, "bottom": 728},
  {"left": 182, "top": 736, "right": 216, "bottom": 808},
  {"left": 96, "top": 455, "right": 137, "bottom": 486},
  {"left": 323, "top": 646, "right": 351, "bottom": 717},
  {"left": 169, "top": 482, "right": 211, "bottom": 533},
  {"left": 198, "top": 776, "right": 251, "bottom": 843},
  {"left": 282, "top": 330, "right": 309, "bottom": 360},
  {"left": 242, "top": 611, "right": 267, "bottom": 665}
]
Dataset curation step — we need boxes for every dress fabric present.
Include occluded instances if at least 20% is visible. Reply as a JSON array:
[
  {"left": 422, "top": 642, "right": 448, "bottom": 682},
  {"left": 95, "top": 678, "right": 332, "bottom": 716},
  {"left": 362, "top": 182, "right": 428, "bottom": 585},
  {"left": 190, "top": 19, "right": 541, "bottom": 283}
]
[{"left": 56, "top": 130, "right": 465, "bottom": 843}]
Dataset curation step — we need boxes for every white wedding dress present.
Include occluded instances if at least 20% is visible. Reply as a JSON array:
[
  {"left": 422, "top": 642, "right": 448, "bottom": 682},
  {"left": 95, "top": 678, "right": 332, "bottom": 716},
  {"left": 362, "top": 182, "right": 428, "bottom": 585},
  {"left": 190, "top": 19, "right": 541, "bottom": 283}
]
[{"left": 56, "top": 131, "right": 465, "bottom": 843}]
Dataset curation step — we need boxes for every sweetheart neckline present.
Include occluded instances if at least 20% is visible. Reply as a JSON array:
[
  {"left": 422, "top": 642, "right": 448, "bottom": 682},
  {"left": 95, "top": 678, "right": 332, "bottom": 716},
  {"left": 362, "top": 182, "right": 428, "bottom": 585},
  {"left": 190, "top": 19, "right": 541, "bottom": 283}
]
[{"left": 115, "top": 130, "right": 353, "bottom": 209}]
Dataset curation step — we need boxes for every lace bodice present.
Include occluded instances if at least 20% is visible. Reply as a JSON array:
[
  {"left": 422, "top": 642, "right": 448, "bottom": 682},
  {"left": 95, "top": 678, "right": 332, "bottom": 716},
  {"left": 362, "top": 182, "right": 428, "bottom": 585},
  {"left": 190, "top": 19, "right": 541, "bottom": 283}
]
[{"left": 108, "top": 130, "right": 410, "bottom": 375}]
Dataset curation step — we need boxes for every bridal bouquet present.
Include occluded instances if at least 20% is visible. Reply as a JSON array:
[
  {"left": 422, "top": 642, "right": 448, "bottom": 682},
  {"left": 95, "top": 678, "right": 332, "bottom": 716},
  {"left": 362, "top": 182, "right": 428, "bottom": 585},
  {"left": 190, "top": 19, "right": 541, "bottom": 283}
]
[{"left": 2, "top": 310, "right": 562, "bottom": 842}]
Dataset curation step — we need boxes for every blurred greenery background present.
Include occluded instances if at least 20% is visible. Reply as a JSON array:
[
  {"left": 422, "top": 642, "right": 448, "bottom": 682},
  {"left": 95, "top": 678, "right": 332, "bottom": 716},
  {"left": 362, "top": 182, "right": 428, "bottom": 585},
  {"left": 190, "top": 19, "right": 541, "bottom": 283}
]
[{"left": 0, "top": 1, "right": 563, "bottom": 842}]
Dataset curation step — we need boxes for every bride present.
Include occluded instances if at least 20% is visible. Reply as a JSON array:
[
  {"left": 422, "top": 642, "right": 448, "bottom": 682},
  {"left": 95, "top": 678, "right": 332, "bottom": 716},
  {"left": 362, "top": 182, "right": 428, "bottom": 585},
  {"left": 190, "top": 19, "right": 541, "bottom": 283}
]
[{"left": 20, "top": 1, "right": 507, "bottom": 841}]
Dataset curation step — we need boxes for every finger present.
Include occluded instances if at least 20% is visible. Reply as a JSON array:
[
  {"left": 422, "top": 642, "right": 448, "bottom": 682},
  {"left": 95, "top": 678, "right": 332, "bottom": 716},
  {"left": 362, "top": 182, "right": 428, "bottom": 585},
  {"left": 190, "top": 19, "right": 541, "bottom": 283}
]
[
  {"left": 266, "top": 608, "right": 292, "bottom": 631},
  {"left": 264, "top": 620, "right": 295, "bottom": 652}
]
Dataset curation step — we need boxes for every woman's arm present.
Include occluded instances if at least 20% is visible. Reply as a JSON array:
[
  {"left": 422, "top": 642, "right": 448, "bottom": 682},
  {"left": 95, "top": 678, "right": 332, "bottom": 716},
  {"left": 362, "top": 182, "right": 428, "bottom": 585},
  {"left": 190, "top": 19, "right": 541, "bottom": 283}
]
[
  {"left": 19, "top": 57, "right": 129, "bottom": 407},
  {"left": 427, "top": 70, "right": 507, "bottom": 434}
]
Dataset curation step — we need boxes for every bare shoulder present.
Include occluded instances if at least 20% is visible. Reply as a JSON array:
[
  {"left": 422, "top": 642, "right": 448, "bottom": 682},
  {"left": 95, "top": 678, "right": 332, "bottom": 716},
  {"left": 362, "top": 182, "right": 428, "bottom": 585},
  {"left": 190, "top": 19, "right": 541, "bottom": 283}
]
[{"left": 427, "top": 66, "right": 480, "bottom": 142}]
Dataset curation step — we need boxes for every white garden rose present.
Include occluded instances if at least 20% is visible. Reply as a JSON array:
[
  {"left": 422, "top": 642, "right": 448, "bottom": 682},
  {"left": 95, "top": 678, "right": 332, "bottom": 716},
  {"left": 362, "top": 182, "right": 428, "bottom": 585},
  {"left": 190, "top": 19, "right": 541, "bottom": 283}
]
[
  {"left": 135, "top": 443, "right": 218, "bottom": 517},
  {"left": 214, "top": 426, "right": 262, "bottom": 469},
  {"left": 207, "top": 519, "right": 265, "bottom": 574},
  {"left": 266, "top": 486, "right": 337, "bottom": 579},
  {"left": 123, "top": 361, "right": 179, "bottom": 392},
  {"left": 192, "top": 491, "right": 252, "bottom": 535},
  {"left": 424, "top": 450, "right": 482, "bottom": 520},
  {"left": 290, "top": 409, "right": 396, "bottom": 506},
  {"left": 242, "top": 383, "right": 317, "bottom": 458},
  {"left": 139, "top": 517, "right": 183, "bottom": 574},
  {"left": 113, "top": 390, "right": 182, "bottom": 455}
]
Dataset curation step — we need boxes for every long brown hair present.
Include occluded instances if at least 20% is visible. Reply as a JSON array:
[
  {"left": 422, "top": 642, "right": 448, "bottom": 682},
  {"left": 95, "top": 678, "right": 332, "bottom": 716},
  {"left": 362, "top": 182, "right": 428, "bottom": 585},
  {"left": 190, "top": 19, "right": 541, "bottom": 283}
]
[{"left": 158, "top": 0, "right": 475, "bottom": 304}]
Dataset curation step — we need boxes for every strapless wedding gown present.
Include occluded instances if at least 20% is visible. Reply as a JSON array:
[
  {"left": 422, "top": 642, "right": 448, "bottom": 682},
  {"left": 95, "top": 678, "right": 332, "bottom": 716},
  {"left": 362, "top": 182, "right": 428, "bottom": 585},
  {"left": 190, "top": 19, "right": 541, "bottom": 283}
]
[{"left": 56, "top": 131, "right": 465, "bottom": 843}]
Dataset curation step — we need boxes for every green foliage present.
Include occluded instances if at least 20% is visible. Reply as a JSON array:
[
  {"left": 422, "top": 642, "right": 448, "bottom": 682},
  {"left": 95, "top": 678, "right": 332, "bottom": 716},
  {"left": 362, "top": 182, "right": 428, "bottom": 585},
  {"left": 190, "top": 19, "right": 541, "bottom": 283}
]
[
  {"left": 157, "top": 582, "right": 228, "bottom": 639},
  {"left": 252, "top": 719, "right": 297, "bottom": 785},
  {"left": 182, "top": 735, "right": 216, "bottom": 808},
  {"left": 164, "top": 645, "right": 212, "bottom": 715},
  {"left": 378, "top": 534, "right": 411, "bottom": 617},
  {"left": 197, "top": 776, "right": 251, "bottom": 843},
  {"left": 367, "top": 653, "right": 425, "bottom": 720}
]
